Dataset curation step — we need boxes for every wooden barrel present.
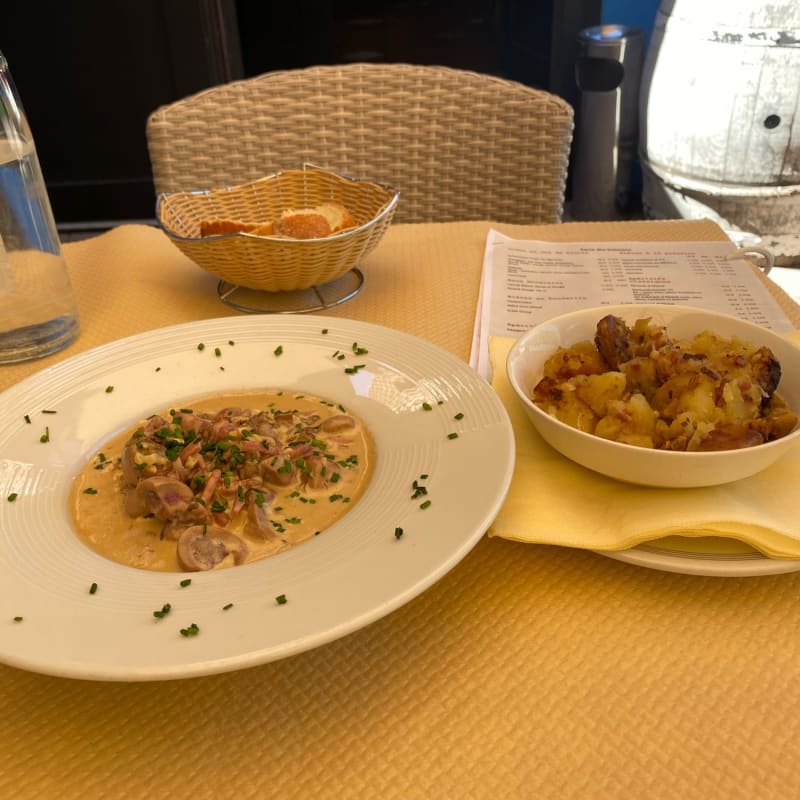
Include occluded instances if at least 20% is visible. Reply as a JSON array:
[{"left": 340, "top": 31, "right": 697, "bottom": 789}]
[{"left": 639, "top": 0, "right": 800, "bottom": 254}]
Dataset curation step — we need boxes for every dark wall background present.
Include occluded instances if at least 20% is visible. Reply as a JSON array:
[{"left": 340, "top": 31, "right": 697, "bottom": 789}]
[{"left": 3, "top": 0, "right": 601, "bottom": 234}]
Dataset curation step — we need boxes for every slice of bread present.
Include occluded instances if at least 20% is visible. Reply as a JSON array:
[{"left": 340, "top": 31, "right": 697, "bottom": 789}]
[
  {"left": 199, "top": 218, "right": 274, "bottom": 237},
  {"left": 273, "top": 202, "right": 357, "bottom": 239},
  {"left": 273, "top": 210, "right": 332, "bottom": 239},
  {"left": 315, "top": 202, "right": 356, "bottom": 233},
  {"left": 248, "top": 221, "right": 275, "bottom": 236},
  {"left": 199, "top": 202, "right": 356, "bottom": 240},
  {"left": 199, "top": 218, "right": 261, "bottom": 236}
]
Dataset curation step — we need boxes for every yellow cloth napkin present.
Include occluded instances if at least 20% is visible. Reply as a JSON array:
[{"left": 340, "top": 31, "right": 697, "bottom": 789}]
[{"left": 487, "top": 333, "right": 800, "bottom": 559}]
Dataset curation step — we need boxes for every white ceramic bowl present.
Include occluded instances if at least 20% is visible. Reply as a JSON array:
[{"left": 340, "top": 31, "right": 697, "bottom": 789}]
[{"left": 506, "top": 304, "right": 800, "bottom": 488}]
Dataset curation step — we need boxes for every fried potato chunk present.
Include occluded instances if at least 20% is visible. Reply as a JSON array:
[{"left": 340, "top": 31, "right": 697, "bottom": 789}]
[
  {"left": 595, "top": 393, "right": 658, "bottom": 448},
  {"left": 541, "top": 339, "right": 608, "bottom": 381}
]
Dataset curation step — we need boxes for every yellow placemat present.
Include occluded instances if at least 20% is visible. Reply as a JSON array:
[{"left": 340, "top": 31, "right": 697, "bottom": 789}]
[
  {"left": 3, "top": 219, "right": 800, "bottom": 800},
  {"left": 488, "top": 333, "right": 800, "bottom": 558}
]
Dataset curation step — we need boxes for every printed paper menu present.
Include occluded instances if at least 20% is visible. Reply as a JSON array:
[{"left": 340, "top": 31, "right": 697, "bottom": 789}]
[{"left": 470, "top": 229, "right": 795, "bottom": 380}]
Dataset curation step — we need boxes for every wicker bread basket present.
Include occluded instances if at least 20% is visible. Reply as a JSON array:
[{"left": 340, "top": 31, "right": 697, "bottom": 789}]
[{"left": 157, "top": 165, "right": 399, "bottom": 292}]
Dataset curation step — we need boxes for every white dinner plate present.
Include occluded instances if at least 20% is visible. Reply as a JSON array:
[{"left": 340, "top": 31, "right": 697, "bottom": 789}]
[
  {"left": 0, "top": 316, "right": 515, "bottom": 681},
  {"left": 596, "top": 538, "right": 800, "bottom": 578}
]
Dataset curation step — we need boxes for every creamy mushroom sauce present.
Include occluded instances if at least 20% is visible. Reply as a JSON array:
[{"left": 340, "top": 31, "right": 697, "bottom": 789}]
[{"left": 71, "top": 391, "right": 374, "bottom": 572}]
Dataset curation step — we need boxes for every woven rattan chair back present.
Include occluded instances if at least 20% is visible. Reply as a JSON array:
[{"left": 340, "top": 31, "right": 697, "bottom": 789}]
[{"left": 146, "top": 62, "right": 574, "bottom": 225}]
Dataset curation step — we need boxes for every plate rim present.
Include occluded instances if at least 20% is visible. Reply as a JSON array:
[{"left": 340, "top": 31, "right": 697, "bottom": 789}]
[{"left": 593, "top": 543, "right": 800, "bottom": 577}]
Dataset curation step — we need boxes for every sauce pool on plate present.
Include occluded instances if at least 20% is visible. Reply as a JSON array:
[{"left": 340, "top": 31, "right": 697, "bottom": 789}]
[{"left": 71, "top": 391, "right": 374, "bottom": 572}]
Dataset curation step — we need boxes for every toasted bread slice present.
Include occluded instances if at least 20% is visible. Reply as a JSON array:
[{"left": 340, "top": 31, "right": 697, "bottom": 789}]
[
  {"left": 315, "top": 202, "right": 356, "bottom": 233},
  {"left": 273, "top": 209, "right": 332, "bottom": 239},
  {"left": 199, "top": 218, "right": 262, "bottom": 237},
  {"left": 201, "top": 201, "right": 355, "bottom": 240},
  {"left": 248, "top": 221, "right": 275, "bottom": 236}
]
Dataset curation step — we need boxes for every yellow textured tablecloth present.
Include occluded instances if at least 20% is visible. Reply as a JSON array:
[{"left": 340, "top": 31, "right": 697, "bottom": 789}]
[{"left": 3, "top": 219, "right": 800, "bottom": 800}]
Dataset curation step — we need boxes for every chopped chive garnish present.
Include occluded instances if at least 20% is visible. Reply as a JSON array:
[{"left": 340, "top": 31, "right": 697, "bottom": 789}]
[
  {"left": 155, "top": 366, "right": 161, "bottom": 372},
  {"left": 274, "top": 344, "right": 283, "bottom": 356},
  {"left": 39, "top": 427, "right": 50, "bottom": 443},
  {"left": 179, "top": 578, "right": 192, "bottom": 588},
  {"left": 447, "top": 432, "right": 459, "bottom": 440},
  {"left": 7, "top": 493, "right": 18, "bottom": 502},
  {"left": 214, "top": 347, "right": 221, "bottom": 357},
  {"left": 180, "top": 623, "right": 200, "bottom": 637},
  {"left": 197, "top": 343, "right": 205, "bottom": 351},
  {"left": 89, "top": 582, "right": 98, "bottom": 594},
  {"left": 13, "top": 616, "right": 22, "bottom": 623},
  {"left": 411, "top": 480, "right": 427, "bottom": 499},
  {"left": 23, "top": 414, "right": 31, "bottom": 424},
  {"left": 82, "top": 487, "right": 98, "bottom": 495},
  {"left": 42, "top": 409, "right": 57, "bottom": 414},
  {"left": 420, "top": 500, "right": 432, "bottom": 510},
  {"left": 228, "top": 340, "right": 235, "bottom": 346},
  {"left": 422, "top": 402, "right": 432, "bottom": 411},
  {"left": 153, "top": 603, "right": 171, "bottom": 619},
  {"left": 275, "top": 594, "right": 287, "bottom": 605},
  {"left": 321, "top": 328, "right": 329, "bottom": 334},
  {"left": 394, "top": 527, "right": 404, "bottom": 539},
  {"left": 223, "top": 602, "right": 233, "bottom": 611},
  {"left": 105, "top": 386, "right": 114, "bottom": 393},
  {"left": 454, "top": 412, "right": 464, "bottom": 420}
]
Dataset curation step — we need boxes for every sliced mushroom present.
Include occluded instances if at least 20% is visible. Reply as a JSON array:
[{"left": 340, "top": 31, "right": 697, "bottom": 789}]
[
  {"left": 300, "top": 455, "right": 329, "bottom": 490},
  {"left": 176, "top": 525, "right": 249, "bottom": 571},
  {"left": 319, "top": 414, "right": 356, "bottom": 433},
  {"left": 120, "top": 442, "right": 140, "bottom": 487},
  {"left": 260, "top": 454, "right": 295, "bottom": 486},
  {"left": 213, "top": 406, "right": 243, "bottom": 420},
  {"left": 160, "top": 501, "right": 211, "bottom": 540},
  {"left": 244, "top": 492, "right": 278, "bottom": 541},
  {"left": 289, "top": 442, "right": 314, "bottom": 460},
  {"left": 249, "top": 411, "right": 276, "bottom": 437},
  {"left": 209, "top": 419, "right": 236, "bottom": 442},
  {"left": 142, "top": 414, "right": 169, "bottom": 436},
  {"left": 127, "top": 476, "right": 194, "bottom": 519},
  {"left": 177, "top": 412, "right": 211, "bottom": 437}
]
